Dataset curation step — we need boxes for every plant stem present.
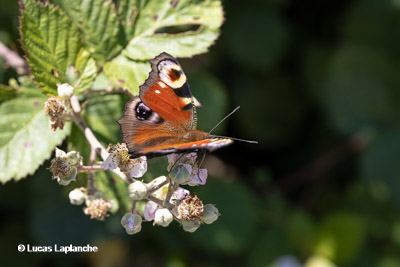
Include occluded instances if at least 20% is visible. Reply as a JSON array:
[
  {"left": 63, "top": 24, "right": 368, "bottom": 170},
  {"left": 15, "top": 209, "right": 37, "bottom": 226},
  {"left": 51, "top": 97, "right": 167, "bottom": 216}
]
[{"left": 69, "top": 95, "right": 128, "bottom": 181}]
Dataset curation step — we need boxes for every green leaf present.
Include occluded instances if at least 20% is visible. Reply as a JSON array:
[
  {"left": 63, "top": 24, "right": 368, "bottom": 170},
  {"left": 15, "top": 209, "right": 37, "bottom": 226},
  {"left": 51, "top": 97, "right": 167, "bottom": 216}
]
[
  {"left": 0, "top": 85, "right": 17, "bottom": 102},
  {"left": 0, "top": 95, "right": 71, "bottom": 183},
  {"left": 83, "top": 94, "right": 125, "bottom": 145},
  {"left": 123, "top": 0, "right": 224, "bottom": 60},
  {"left": 116, "top": 0, "right": 139, "bottom": 42},
  {"left": 19, "top": 0, "right": 81, "bottom": 95},
  {"left": 103, "top": 55, "right": 149, "bottom": 94},
  {"left": 51, "top": 0, "right": 121, "bottom": 63},
  {"left": 73, "top": 49, "right": 97, "bottom": 94}
]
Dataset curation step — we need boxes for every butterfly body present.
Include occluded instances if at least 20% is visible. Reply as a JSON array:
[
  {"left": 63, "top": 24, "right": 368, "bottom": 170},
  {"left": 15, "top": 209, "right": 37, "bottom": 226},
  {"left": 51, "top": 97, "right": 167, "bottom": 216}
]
[{"left": 118, "top": 52, "right": 233, "bottom": 159}]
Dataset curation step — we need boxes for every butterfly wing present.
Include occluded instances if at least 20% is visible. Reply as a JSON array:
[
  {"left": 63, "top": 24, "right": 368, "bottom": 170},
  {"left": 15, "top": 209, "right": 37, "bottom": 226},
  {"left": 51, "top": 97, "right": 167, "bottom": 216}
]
[
  {"left": 131, "top": 138, "right": 234, "bottom": 159},
  {"left": 118, "top": 53, "right": 205, "bottom": 158},
  {"left": 139, "top": 52, "right": 197, "bottom": 130}
]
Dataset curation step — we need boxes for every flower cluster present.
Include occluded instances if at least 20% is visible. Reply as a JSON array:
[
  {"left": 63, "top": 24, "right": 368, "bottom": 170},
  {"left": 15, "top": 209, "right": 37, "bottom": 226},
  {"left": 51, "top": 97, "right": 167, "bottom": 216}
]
[
  {"left": 121, "top": 152, "right": 220, "bottom": 234},
  {"left": 49, "top": 144, "right": 220, "bottom": 234}
]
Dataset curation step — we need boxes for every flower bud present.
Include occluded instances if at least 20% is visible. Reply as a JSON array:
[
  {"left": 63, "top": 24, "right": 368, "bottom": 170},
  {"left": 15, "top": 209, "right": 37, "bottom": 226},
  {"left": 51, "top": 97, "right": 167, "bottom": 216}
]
[
  {"left": 57, "top": 83, "right": 74, "bottom": 99},
  {"left": 121, "top": 212, "right": 142, "bottom": 235},
  {"left": 181, "top": 219, "right": 201, "bottom": 233},
  {"left": 200, "top": 204, "right": 220, "bottom": 224},
  {"left": 170, "top": 164, "right": 191, "bottom": 184},
  {"left": 69, "top": 188, "right": 86, "bottom": 205},
  {"left": 154, "top": 208, "right": 173, "bottom": 227},
  {"left": 128, "top": 181, "right": 147, "bottom": 200}
]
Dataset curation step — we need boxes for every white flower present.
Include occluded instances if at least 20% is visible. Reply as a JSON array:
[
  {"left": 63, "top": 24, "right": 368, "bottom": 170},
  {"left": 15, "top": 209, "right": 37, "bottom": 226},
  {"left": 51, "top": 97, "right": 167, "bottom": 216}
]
[
  {"left": 130, "top": 156, "right": 147, "bottom": 178},
  {"left": 101, "top": 152, "right": 118, "bottom": 170}
]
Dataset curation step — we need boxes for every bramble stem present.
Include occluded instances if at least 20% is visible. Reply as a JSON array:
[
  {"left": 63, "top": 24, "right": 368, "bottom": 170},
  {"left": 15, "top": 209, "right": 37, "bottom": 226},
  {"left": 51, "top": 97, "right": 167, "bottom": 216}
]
[
  {"left": 0, "top": 41, "right": 29, "bottom": 75},
  {"left": 69, "top": 95, "right": 128, "bottom": 181}
]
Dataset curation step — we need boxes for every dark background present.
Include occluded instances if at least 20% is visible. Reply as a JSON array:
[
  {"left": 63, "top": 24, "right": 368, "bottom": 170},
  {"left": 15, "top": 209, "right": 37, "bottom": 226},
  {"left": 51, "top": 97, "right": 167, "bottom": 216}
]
[{"left": 2, "top": 0, "right": 400, "bottom": 266}]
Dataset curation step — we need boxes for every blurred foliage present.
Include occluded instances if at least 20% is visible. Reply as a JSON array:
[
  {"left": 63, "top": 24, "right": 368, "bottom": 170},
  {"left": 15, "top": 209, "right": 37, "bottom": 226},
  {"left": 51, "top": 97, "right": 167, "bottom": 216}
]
[{"left": 1, "top": 0, "right": 400, "bottom": 266}]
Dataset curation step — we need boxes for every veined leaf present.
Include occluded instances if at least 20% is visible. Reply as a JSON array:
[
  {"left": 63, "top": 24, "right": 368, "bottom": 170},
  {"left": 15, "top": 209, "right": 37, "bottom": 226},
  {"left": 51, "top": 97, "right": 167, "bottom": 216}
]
[
  {"left": 83, "top": 94, "right": 125, "bottom": 145},
  {"left": 74, "top": 49, "right": 97, "bottom": 94},
  {"left": 51, "top": 0, "right": 121, "bottom": 63},
  {"left": 0, "top": 95, "right": 71, "bottom": 183},
  {"left": 116, "top": 0, "right": 139, "bottom": 42},
  {"left": 19, "top": 0, "right": 81, "bottom": 95},
  {"left": 103, "top": 55, "right": 149, "bottom": 94},
  {"left": 123, "top": 0, "right": 224, "bottom": 60}
]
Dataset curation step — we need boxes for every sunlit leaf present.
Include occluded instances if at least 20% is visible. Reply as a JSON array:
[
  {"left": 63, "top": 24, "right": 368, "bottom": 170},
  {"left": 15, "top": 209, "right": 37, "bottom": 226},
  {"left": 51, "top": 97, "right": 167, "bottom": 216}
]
[
  {"left": 0, "top": 94, "right": 71, "bottom": 183},
  {"left": 123, "top": 0, "right": 224, "bottom": 60},
  {"left": 103, "top": 55, "right": 149, "bottom": 95},
  {"left": 19, "top": 0, "right": 81, "bottom": 94},
  {"left": 51, "top": 0, "right": 121, "bottom": 63}
]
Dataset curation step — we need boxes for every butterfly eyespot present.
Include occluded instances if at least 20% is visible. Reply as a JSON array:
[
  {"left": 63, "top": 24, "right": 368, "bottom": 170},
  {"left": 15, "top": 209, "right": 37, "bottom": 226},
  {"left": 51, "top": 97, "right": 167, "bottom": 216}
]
[{"left": 135, "top": 102, "right": 153, "bottom": 121}]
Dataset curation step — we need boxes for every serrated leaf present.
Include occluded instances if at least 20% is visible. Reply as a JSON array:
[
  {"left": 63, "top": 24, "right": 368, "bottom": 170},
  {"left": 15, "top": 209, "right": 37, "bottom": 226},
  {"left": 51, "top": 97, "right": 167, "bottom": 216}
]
[
  {"left": 0, "top": 95, "right": 71, "bottom": 183},
  {"left": 19, "top": 0, "right": 81, "bottom": 95},
  {"left": 123, "top": 0, "right": 224, "bottom": 60},
  {"left": 74, "top": 49, "right": 97, "bottom": 94},
  {"left": 103, "top": 55, "right": 149, "bottom": 94},
  {"left": 51, "top": 0, "right": 121, "bottom": 63},
  {"left": 116, "top": 0, "right": 139, "bottom": 42}
]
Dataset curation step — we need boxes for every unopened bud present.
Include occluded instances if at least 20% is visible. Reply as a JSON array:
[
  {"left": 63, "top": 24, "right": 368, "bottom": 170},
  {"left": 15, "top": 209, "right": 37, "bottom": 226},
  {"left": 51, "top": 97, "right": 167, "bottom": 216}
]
[
  {"left": 57, "top": 83, "right": 74, "bottom": 99},
  {"left": 69, "top": 188, "right": 86, "bottom": 205},
  {"left": 128, "top": 181, "right": 147, "bottom": 200},
  {"left": 154, "top": 208, "right": 173, "bottom": 227}
]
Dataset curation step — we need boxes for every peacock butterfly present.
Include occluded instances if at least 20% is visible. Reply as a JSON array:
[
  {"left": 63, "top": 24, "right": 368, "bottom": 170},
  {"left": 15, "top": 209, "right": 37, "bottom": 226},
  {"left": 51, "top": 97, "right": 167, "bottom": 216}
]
[{"left": 117, "top": 52, "right": 233, "bottom": 159}]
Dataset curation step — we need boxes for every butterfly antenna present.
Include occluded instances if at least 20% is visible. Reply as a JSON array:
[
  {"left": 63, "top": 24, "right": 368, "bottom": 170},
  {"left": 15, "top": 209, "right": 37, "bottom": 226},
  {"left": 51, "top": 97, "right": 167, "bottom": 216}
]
[
  {"left": 210, "top": 135, "right": 258, "bottom": 144},
  {"left": 209, "top": 106, "right": 241, "bottom": 134}
]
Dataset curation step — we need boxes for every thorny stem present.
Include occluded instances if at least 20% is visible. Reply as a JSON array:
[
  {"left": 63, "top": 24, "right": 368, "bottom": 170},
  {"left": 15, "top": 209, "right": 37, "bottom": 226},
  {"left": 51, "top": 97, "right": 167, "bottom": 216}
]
[
  {"left": 131, "top": 200, "right": 137, "bottom": 213},
  {"left": 79, "top": 165, "right": 103, "bottom": 172},
  {"left": 0, "top": 41, "right": 29, "bottom": 75},
  {"left": 86, "top": 147, "right": 97, "bottom": 194},
  {"left": 69, "top": 95, "right": 128, "bottom": 181}
]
